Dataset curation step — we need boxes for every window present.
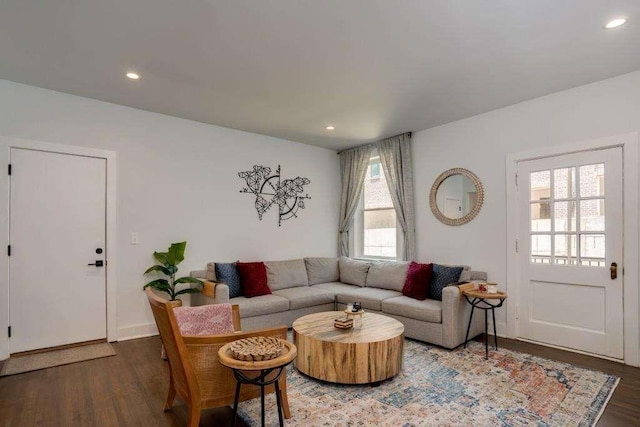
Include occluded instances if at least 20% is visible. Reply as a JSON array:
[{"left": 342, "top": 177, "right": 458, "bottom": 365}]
[
  {"left": 370, "top": 162, "right": 380, "bottom": 179},
  {"left": 529, "top": 164, "right": 606, "bottom": 267},
  {"left": 352, "top": 152, "right": 401, "bottom": 259}
]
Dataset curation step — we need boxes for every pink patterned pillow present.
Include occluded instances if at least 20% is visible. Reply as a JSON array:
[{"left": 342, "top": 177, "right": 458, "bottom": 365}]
[{"left": 174, "top": 303, "right": 235, "bottom": 336}]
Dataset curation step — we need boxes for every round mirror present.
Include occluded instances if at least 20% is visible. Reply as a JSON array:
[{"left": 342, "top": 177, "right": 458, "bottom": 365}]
[{"left": 429, "top": 168, "right": 484, "bottom": 226}]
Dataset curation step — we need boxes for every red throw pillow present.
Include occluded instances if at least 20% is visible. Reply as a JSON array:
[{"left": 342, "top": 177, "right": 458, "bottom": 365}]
[
  {"left": 402, "top": 261, "right": 433, "bottom": 300},
  {"left": 236, "top": 262, "right": 271, "bottom": 298}
]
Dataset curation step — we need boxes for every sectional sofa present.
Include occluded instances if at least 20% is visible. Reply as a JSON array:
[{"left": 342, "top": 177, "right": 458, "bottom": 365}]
[{"left": 190, "top": 257, "right": 486, "bottom": 349}]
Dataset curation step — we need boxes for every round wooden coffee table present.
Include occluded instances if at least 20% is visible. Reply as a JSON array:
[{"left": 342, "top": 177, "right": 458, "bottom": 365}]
[{"left": 292, "top": 311, "right": 404, "bottom": 384}]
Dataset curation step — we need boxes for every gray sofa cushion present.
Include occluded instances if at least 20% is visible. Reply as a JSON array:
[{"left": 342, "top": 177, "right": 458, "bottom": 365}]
[
  {"left": 273, "top": 287, "right": 336, "bottom": 310},
  {"left": 304, "top": 257, "right": 339, "bottom": 285},
  {"left": 382, "top": 296, "right": 442, "bottom": 323},
  {"left": 312, "top": 282, "right": 362, "bottom": 296},
  {"left": 265, "top": 259, "right": 309, "bottom": 291},
  {"left": 366, "top": 261, "right": 409, "bottom": 292},
  {"left": 339, "top": 257, "right": 370, "bottom": 287},
  {"left": 469, "top": 270, "right": 487, "bottom": 281},
  {"left": 230, "top": 294, "right": 289, "bottom": 317},
  {"left": 205, "top": 262, "right": 217, "bottom": 281},
  {"left": 335, "top": 287, "right": 402, "bottom": 311},
  {"left": 459, "top": 270, "right": 472, "bottom": 282}
]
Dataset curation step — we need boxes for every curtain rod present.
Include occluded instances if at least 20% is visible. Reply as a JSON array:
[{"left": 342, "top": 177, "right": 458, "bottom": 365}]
[{"left": 336, "top": 132, "right": 412, "bottom": 155}]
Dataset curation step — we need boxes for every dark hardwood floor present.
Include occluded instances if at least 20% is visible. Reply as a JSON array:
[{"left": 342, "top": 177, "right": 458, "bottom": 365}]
[{"left": 0, "top": 335, "right": 638, "bottom": 426}]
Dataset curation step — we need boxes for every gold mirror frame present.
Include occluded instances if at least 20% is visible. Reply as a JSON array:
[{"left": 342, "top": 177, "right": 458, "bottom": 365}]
[{"left": 429, "top": 168, "right": 484, "bottom": 226}]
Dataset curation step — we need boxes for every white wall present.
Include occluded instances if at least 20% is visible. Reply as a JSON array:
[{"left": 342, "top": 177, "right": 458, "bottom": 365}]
[
  {"left": 413, "top": 70, "right": 640, "bottom": 360},
  {"left": 0, "top": 80, "right": 340, "bottom": 354}
]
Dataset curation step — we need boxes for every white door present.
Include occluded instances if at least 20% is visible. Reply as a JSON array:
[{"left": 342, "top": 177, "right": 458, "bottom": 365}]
[
  {"left": 444, "top": 198, "right": 462, "bottom": 219},
  {"left": 9, "top": 148, "right": 107, "bottom": 353},
  {"left": 517, "top": 147, "right": 623, "bottom": 359}
]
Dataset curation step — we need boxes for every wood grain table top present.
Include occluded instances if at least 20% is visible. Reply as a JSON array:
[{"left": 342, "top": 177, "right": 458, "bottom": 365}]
[
  {"left": 463, "top": 289, "right": 508, "bottom": 299},
  {"left": 292, "top": 311, "right": 404, "bottom": 344}
]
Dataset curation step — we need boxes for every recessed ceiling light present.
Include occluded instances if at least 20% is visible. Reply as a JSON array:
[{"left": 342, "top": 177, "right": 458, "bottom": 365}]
[
  {"left": 604, "top": 17, "right": 628, "bottom": 29},
  {"left": 326, "top": 125, "right": 335, "bottom": 130},
  {"left": 126, "top": 72, "right": 140, "bottom": 80}
]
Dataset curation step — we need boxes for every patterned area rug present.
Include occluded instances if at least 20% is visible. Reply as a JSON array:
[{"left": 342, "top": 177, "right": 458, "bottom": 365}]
[
  {"left": 238, "top": 339, "right": 618, "bottom": 426},
  {"left": 0, "top": 343, "right": 116, "bottom": 376}
]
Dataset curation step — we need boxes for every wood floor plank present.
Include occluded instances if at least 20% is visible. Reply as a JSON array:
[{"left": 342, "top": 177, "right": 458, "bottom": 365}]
[{"left": 0, "top": 334, "right": 638, "bottom": 426}]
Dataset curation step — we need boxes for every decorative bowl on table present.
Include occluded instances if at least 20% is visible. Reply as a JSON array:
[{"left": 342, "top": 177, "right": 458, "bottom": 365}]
[{"left": 229, "top": 336, "right": 284, "bottom": 361}]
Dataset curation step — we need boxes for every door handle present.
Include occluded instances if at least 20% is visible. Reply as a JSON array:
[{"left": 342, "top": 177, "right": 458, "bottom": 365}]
[
  {"left": 610, "top": 262, "right": 617, "bottom": 280},
  {"left": 88, "top": 260, "right": 104, "bottom": 267}
]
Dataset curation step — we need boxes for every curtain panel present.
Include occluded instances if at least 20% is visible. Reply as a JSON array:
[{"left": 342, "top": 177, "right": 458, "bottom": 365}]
[
  {"left": 338, "top": 145, "right": 372, "bottom": 256},
  {"left": 377, "top": 132, "right": 416, "bottom": 261}
]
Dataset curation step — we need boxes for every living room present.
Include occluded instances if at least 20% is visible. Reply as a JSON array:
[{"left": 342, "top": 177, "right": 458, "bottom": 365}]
[{"left": 1, "top": 1, "right": 639, "bottom": 426}]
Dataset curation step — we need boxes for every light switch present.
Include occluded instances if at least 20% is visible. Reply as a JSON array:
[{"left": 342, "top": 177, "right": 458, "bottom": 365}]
[{"left": 131, "top": 232, "right": 140, "bottom": 245}]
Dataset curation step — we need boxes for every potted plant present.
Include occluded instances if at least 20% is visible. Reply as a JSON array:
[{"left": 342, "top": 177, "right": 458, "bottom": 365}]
[{"left": 143, "top": 241, "right": 203, "bottom": 301}]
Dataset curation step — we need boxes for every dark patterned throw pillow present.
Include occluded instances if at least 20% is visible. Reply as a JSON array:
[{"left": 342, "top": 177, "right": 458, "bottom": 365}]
[
  {"left": 428, "top": 264, "right": 464, "bottom": 301},
  {"left": 214, "top": 262, "right": 243, "bottom": 298}
]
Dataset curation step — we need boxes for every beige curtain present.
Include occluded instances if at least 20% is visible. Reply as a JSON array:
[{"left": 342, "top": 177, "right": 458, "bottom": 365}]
[
  {"left": 338, "top": 145, "right": 372, "bottom": 256},
  {"left": 377, "top": 132, "right": 416, "bottom": 261}
]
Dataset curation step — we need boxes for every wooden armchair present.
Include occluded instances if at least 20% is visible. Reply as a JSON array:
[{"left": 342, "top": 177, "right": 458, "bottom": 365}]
[{"left": 146, "top": 288, "right": 291, "bottom": 427}]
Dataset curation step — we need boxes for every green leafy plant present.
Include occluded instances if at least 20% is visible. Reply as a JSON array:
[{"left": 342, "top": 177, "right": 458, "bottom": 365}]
[{"left": 143, "top": 241, "right": 203, "bottom": 301}]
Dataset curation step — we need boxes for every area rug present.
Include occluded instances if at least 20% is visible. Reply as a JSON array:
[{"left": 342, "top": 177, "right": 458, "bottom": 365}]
[
  {"left": 0, "top": 343, "right": 116, "bottom": 376},
  {"left": 238, "top": 339, "right": 619, "bottom": 426}
]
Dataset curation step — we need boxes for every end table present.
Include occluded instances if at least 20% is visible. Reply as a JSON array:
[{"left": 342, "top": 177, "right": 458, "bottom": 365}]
[
  {"left": 218, "top": 339, "right": 297, "bottom": 427},
  {"left": 462, "top": 289, "right": 508, "bottom": 359}
]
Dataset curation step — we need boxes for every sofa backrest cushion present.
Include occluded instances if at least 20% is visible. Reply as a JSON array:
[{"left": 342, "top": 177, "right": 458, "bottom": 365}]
[
  {"left": 428, "top": 264, "right": 464, "bottom": 301},
  {"left": 304, "top": 257, "right": 339, "bottom": 285},
  {"left": 265, "top": 259, "right": 309, "bottom": 291},
  {"left": 214, "top": 262, "right": 243, "bottom": 298},
  {"left": 339, "top": 257, "right": 370, "bottom": 287},
  {"left": 366, "top": 261, "right": 409, "bottom": 291},
  {"left": 205, "top": 262, "right": 217, "bottom": 281}
]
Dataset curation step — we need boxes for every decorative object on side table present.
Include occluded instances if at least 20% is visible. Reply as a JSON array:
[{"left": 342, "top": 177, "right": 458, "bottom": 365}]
[
  {"left": 142, "top": 241, "right": 203, "bottom": 301},
  {"left": 229, "top": 336, "right": 284, "bottom": 361},
  {"left": 461, "top": 284, "right": 507, "bottom": 359}
]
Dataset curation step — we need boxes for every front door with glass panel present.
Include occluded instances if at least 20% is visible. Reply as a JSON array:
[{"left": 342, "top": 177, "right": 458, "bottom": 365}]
[{"left": 517, "top": 147, "right": 623, "bottom": 359}]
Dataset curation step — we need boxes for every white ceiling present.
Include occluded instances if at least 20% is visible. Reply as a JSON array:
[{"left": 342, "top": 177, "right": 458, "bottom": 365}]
[{"left": 1, "top": 1, "right": 639, "bottom": 151}]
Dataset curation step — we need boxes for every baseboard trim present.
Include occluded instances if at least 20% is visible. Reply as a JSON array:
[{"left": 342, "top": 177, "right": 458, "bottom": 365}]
[
  {"left": 486, "top": 321, "right": 507, "bottom": 338},
  {"left": 117, "top": 323, "right": 158, "bottom": 341}
]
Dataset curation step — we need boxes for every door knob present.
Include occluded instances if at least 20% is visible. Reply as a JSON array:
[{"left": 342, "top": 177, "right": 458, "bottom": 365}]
[
  {"left": 88, "top": 260, "right": 104, "bottom": 267},
  {"left": 610, "top": 262, "right": 617, "bottom": 280}
]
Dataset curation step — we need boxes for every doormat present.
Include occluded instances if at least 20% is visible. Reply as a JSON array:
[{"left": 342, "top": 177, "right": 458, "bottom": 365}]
[
  {"left": 239, "top": 339, "right": 619, "bottom": 426},
  {"left": 0, "top": 343, "right": 116, "bottom": 376}
]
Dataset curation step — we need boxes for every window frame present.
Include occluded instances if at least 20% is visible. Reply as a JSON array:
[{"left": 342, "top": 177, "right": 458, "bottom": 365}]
[{"left": 349, "top": 151, "right": 403, "bottom": 261}]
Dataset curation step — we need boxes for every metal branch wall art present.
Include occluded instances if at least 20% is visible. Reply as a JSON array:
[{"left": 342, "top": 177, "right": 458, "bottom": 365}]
[{"left": 239, "top": 165, "right": 311, "bottom": 226}]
